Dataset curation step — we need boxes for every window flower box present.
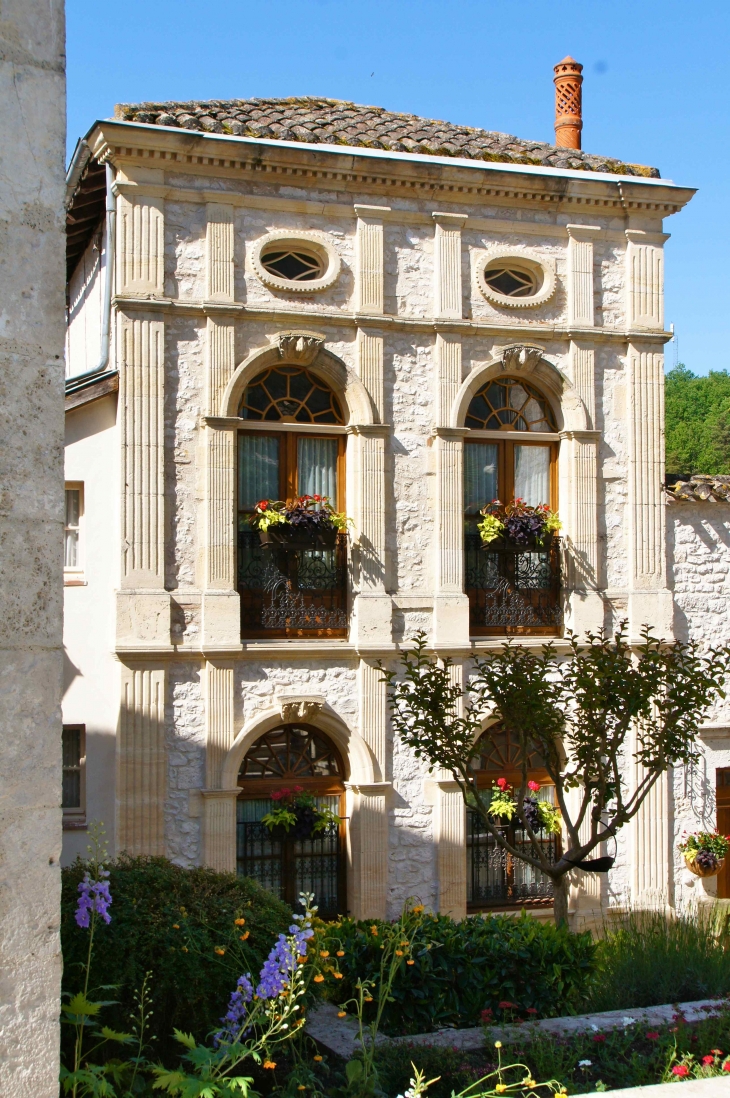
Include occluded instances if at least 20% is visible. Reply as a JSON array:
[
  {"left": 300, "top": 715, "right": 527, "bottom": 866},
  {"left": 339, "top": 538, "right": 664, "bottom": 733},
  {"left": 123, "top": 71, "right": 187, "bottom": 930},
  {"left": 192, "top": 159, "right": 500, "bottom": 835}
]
[
  {"left": 680, "top": 831, "right": 730, "bottom": 878},
  {"left": 251, "top": 495, "right": 350, "bottom": 550}
]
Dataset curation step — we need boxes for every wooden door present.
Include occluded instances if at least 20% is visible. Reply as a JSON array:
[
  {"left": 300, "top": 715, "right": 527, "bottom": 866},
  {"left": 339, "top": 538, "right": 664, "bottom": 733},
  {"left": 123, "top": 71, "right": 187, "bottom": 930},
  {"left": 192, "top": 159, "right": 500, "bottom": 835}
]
[{"left": 716, "top": 769, "right": 730, "bottom": 899}]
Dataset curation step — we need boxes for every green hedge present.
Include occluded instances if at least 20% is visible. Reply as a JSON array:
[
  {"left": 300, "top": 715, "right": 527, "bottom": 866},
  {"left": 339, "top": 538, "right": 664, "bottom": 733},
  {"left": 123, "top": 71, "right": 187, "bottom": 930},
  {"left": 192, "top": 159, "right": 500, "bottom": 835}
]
[
  {"left": 322, "top": 911, "right": 597, "bottom": 1036},
  {"left": 61, "top": 855, "right": 291, "bottom": 1061}
]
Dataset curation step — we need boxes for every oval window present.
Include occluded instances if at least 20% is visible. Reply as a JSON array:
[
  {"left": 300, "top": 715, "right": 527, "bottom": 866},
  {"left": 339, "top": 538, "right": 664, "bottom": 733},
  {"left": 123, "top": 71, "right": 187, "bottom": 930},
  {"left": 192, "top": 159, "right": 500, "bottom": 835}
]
[
  {"left": 483, "top": 266, "right": 537, "bottom": 298},
  {"left": 260, "top": 248, "right": 324, "bottom": 283}
]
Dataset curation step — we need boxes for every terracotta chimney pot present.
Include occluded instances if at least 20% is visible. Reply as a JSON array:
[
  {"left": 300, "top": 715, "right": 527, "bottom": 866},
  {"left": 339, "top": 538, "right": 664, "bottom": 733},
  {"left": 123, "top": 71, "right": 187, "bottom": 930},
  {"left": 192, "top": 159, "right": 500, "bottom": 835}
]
[{"left": 554, "top": 55, "right": 583, "bottom": 150}]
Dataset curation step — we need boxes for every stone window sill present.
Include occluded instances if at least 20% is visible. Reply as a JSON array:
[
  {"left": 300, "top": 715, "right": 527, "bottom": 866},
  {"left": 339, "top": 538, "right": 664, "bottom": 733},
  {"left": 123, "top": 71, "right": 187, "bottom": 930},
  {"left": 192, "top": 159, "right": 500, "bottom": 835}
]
[{"left": 63, "top": 816, "right": 87, "bottom": 830}]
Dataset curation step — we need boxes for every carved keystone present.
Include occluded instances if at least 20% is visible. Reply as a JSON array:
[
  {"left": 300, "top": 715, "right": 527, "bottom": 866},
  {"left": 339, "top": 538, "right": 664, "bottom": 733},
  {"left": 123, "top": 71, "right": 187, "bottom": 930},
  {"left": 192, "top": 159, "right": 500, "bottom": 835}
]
[
  {"left": 501, "top": 345, "right": 544, "bottom": 372},
  {"left": 275, "top": 331, "right": 325, "bottom": 367},
  {"left": 277, "top": 693, "right": 325, "bottom": 724}
]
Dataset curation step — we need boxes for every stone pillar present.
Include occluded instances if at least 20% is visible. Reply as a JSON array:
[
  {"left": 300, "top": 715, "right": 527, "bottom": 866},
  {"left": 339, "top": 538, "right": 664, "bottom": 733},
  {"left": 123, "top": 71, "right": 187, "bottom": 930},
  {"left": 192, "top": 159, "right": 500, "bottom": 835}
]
[
  {"left": 347, "top": 783, "right": 391, "bottom": 919},
  {"left": 117, "top": 193, "right": 165, "bottom": 296},
  {"left": 0, "top": 2, "right": 65, "bottom": 1089},
  {"left": 626, "top": 344, "right": 672, "bottom": 637},
  {"left": 202, "top": 790, "right": 239, "bottom": 875},
  {"left": 206, "top": 203, "right": 235, "bottom": 302},
  {"left": 117, "top": 666, "right": 167, "bottom": 855},
  {"left": 202, "top": 319, "right": 239, "bottom": 645},
  {"left": 561, "top": 429, "right": 603, "bottom": 633},
  {"left": 570, "top": 340, "right": 596, "bottom": 428},
  {"left": 359, "top": 659, "right": 387, "bottom": 775},
  {"left": 433, "top": 428, "right": 470, "bottom": 647},
  {"left": 568, "top": 789, "right": 603, "bottom": 929},
  {"left": 625, "top": 230, "right": 668, "bottom": 331},
  {"left": 358, "top": 330, "right": 384, "bottom": 422},
  {"left": 116, "top": 312, "right": 170, "bottom": 646},
  {"left": 425, "top": 779, "right": 467, "bottom": 919},
  {"left": 432, "top": 212, "right": 467, "bottom": 319},
  {"left": 566, "top": 225, "right": 600, "bottom": 329},
  {"left": 355, "top": 204, "right": 389, "bottom": 316},
  {"left": 350, "top": 426, "right": 392, "bottom": 647},
  {"left": 631, "top": 742, "right": 671, "bottom": 911}
]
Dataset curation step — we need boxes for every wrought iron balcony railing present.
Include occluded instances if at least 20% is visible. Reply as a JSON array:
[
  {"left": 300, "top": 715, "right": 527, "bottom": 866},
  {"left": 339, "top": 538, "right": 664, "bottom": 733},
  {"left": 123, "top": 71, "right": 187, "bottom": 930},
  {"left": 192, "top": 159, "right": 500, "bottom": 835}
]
[
  {"left": 467, "top": 809, "right": 557, "bottom": 909},
  {"left": 465, "top": 531, "right": 562, "bottom": 636},
  {"left": 237, "top": 529, "right": 348, "bottom": 638}
]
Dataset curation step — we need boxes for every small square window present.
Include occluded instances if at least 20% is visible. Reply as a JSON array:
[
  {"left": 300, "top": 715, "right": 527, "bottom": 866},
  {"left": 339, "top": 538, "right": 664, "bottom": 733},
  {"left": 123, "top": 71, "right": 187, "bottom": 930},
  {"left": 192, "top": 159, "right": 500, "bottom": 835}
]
[
  {"left": 62, "top": 724, "right": 86, "bottom": 827},
  {"left": 64, "top": 484, "right": 84, "bottom": 583}
]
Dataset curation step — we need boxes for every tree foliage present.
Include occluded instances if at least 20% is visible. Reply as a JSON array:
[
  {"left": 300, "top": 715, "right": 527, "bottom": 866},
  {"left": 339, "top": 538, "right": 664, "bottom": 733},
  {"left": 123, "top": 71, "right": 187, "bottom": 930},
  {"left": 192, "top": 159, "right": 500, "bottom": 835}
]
[
  {"left": 665, "top": 364, "right": 730, "bottom": 474},
  {"left": 382, "top": 627, "right": 730, "bottom": 925}
]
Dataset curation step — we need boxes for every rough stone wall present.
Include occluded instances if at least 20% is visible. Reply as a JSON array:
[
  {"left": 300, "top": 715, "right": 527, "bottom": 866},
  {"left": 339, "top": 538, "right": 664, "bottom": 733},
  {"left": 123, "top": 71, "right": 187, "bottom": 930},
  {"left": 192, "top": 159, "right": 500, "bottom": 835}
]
[
  {"left": 0, "top": 2, "right": 66, "bottom": 1093},
  {"left": 166, "top": 663, "right": 205, "bottom": 866}
]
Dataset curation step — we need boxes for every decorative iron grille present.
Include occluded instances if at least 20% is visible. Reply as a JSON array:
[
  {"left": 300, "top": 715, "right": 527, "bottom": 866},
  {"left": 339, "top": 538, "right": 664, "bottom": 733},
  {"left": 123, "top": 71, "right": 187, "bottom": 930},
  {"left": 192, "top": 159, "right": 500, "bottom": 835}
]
[
  {"left": 467, "top": 809, "right": 557, "bottom": 909},
  {"left": 465, "top": 532, "right": 562, "bottom": 634},
  {"left": 236, "top": 801, "right": 343, "bottom": 919},
  {"left": 238, "top": 530, "right": 348, "bottom": 637}
]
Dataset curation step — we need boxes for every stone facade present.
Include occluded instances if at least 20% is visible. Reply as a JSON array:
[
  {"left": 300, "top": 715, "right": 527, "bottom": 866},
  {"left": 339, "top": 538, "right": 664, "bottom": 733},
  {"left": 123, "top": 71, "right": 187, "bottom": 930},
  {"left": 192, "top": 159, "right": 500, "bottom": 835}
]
[
  {"left": 0, "top": 1, "right": 66, "bottom": 1093},
  {"left": 63, "top": 104, "right": 728, "bottom": 927}
]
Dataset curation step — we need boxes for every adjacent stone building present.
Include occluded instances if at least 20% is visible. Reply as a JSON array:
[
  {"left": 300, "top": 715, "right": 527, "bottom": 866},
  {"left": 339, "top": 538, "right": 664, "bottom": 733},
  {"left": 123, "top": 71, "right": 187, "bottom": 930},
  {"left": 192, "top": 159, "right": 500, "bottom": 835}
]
[{"left": 61, "top": 87, "right": 730, "bottom": 925}]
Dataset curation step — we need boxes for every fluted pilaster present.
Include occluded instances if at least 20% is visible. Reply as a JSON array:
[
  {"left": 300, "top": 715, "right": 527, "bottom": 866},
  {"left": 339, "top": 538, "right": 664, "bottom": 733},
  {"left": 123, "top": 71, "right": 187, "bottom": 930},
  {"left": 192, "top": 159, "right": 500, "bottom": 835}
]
[
  {"left": 206, "top": 203, "right": 234, "bottom": 302},
  {"left": 433, "top": 213, "right": 466, "bottom": 319},
  {"left": 347, "top": 783, "right": 390, "bottom": 919},
  {"left": 117, "top": 195, "right": 164, "bottom": 296},
  {"left": 626, "top": 230, "right": 667, "bottom": 330},
  {"left": 355, "top": 204, "right": 388, "bottom": 315},
  {"left": 358, "top": 330, "right": 384, "bottom": 422},
  {"left": 567, "top": 225, "right": 599, "bottom": 328},
  {"left": 118, "top": 666, "right": 166, "bottom": 855}
]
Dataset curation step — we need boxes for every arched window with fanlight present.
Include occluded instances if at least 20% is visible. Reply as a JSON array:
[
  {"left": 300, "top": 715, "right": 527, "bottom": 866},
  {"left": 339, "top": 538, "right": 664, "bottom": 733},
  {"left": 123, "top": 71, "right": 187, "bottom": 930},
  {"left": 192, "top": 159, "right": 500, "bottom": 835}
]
[
  {"left": 467, "top": 722, "right": 559, "bottom": 911},
  {"left": 237, "top": 364, "right": 348, "bottom": 638},
  {"left": 236, "top": 724, "right": 346, "bottom": 918},
  {"left": 464, "top": 375, "right": 561, "bottom": 636}
]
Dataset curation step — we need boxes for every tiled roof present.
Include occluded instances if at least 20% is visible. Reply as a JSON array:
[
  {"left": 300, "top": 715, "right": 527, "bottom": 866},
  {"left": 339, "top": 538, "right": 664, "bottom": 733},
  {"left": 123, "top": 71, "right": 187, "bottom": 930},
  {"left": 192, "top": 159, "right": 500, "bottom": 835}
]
[
  {"left": 667, "top": 475, "right": 730, "bottom": 502},
  {"left": 113, "top": 96, "right": 659, "bottom": 178}
]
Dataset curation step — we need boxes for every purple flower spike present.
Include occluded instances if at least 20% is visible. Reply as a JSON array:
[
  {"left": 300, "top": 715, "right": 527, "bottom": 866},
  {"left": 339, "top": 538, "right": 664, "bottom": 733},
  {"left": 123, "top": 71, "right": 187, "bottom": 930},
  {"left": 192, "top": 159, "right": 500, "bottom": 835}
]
[{"left": 75, "top": 870, "right": 112, "bottom": 928}]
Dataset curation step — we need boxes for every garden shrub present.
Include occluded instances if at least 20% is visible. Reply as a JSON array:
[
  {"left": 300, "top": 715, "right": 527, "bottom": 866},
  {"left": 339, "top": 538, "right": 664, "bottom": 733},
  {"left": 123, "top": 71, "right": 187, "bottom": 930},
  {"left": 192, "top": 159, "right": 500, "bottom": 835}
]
[
  {"left": 61, "top": 855, "right": 291, "bottom": 1061},
  {"left": 588, "top": 907, "right": 730, "bottom": 1012},
  {"left": 320, "top": 911, "right": 597, "bottom": 1036}
]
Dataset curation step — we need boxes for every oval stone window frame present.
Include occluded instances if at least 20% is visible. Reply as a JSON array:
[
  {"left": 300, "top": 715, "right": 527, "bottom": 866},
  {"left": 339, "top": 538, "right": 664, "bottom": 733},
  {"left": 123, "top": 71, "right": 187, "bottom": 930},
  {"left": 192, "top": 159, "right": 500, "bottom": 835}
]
[
  {"left": 477, "top": 248, "right": 556, "bottom": 309},
  {"left": 251, "top": 230, "right": 341, "bottom": 294}
]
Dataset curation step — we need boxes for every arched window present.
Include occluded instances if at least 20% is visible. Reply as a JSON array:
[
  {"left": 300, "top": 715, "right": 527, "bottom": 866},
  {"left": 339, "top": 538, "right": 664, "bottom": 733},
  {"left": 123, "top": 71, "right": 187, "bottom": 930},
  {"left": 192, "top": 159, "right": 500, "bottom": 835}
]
[
  {"left": 464, "top": 375, "right": 560, "bottom": 636},
  {"left": 237, "top": 365, "right": 348, "bottom": 638},
  {"left": 467, "top": 722, "right": 558, "bottom": 912},
  {"left": 236, "top": 725, "right": 346, "bottom": 918}
]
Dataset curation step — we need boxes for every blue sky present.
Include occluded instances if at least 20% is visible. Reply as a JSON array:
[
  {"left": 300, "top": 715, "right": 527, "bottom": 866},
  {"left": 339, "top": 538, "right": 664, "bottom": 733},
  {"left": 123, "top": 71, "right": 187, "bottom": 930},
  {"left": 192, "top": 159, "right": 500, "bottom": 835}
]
[{"left": 67, "top": 0, "right": 730, "bottom": 376}]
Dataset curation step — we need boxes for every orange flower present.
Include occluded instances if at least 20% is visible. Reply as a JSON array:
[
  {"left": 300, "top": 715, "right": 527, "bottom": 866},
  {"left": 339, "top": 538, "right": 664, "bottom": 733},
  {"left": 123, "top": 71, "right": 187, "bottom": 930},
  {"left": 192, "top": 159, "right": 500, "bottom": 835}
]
[
  {"left": 314, "top": 974, "right": 325, "bottom": 983},
  {"left": 313, "top": 1055, "right": 323, "bottom": 1062},
  {"left": 172, "top": 924, "right": 180, "bottom": 930},
  {"left": 297, "top": 955, "right": 307, "bottom": 964},
  {"left": 235, "top": 917, "right": 246, "bottom": 926},
  {"left": 338, "top": 1011, "right": 347, "bottom": 1017},
  {"left": 411, "top": 905, "right": 424, "bottom": 915},
  {"left": 395, "top": 950, "right": 403, "bottom": 957},
  {"left": 214, "top": 947, "right": 225, "bottom": 955},
  {"left": 364, "top": 996, "right": 374, "bottom": 1003},
  {"left": 297, "top": 1086, "right": 306, "bottom": 1091},
  {"left": 320, "top": 951, "right": 329, "bottom": 958},
  {"left": 407, "top": 960, "right": 415, "bottom": 966},
  {"left": 263, "top": 1061, "right": 276, "bottom": 1070},
  {"left": 182, "top": 946, "right": 189, "bottom": 953},
  {"left": 370, "top": 926, "right": 378, "bottom": 936},
  {"left": 334, "top": 972, "right": 343, "bottom": 979},
  {"left": 336, "top": 950, "right": 345, "bottom": 957},
  {"left": 239, "top": 932, "right": 250, "bottom": 940}
]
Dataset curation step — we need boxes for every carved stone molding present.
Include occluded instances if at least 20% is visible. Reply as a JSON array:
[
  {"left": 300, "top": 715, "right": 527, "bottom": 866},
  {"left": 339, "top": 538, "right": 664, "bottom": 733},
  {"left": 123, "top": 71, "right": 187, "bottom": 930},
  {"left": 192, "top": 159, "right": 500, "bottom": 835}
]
[
  {"left": 274, "top": 331, "right": 325, "bottom": 366},
  {"left": 277, "top": 692, "right": 326, "bottom": 723},
  {"left": 501, "top": 345, "right": 544, "bottom": 372}
]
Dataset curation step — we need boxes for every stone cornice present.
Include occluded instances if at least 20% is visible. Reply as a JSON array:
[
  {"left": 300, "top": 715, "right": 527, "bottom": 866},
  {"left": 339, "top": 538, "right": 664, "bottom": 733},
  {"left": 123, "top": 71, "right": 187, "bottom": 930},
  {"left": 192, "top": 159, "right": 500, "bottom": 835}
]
[
  {"left": 89, "top": 120, "right": 696, "bottom": 217},
  {"left": 113, "top": 295, "right": 673, "bottom": 345}
]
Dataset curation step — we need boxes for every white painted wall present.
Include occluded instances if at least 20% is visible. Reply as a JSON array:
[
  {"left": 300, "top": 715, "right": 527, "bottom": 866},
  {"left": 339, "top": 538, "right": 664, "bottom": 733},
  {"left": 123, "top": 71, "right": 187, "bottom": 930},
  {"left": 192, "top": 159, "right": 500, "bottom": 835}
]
[
  {"left": 66, "top": 224, "right": 106, "bottom": 379},
  {"left": 62, "top": 394, "right": 120, "bottom": 863}
]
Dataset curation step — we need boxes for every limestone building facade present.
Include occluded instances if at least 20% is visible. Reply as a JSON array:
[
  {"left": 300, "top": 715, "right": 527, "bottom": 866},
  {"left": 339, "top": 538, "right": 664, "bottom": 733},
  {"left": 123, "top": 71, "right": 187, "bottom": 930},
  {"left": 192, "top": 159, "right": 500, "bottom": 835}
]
[{"left": 62, "top": 96, "right": 730, "bottom": 924}]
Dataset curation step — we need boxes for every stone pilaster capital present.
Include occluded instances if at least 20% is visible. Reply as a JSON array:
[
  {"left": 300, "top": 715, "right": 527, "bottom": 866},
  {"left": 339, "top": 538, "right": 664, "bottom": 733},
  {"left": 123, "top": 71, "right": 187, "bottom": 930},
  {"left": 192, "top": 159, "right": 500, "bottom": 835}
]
[
  {"left": 625, "top": 228, "right": 670, "bottom": 246},
  {"left": 345, "top": 781, "right": 392, "bottom": 797},
  {"left": 423, "top": 777, "right": 463, "bottom": 803},
  {"left": 354, "top": 203, "right": 391, "bottom": 220},
  {"left": 566, "top": 223, "right": 602, "bottom": 240},
  {"left": 432, "top": 211, "right": 468, "bottom": 228},
  {"left": 201, "top": 788, "right": 240, "bottom": 799},
  {"left": 346, "top": 423, "right": 391, "bottom": 437},
  {"left": 559, "top": 429, "right": 601, "bottom": 442},
  {"left": 432, "top": 426, "right": 470, "bottom": 440}
]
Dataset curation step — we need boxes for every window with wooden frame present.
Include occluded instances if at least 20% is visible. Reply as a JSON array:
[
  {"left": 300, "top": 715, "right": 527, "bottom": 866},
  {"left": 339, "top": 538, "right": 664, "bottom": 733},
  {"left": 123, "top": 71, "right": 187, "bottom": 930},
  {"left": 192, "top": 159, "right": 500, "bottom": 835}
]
[
  {"left": 236, "top": 724, "right": 346, "bottom": 918},
  {"left": 237, "top": 364, "right": 348, "bottom": 639},
  {"left": 464, "top": 376, "right": 560, "bottom": 636},
  {"left": 466, "top": 723, "right": 558, "bottom": 911},
  {"left": 64, "top": 483, "right": 84, "bottom": 584},
  {"left": 62, "top": 724, "right": 86, "bottom": 828}
]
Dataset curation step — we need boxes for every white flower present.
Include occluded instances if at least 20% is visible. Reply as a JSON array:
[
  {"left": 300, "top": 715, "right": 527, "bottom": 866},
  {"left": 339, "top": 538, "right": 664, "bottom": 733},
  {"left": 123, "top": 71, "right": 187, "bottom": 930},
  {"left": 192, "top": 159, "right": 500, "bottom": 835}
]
[
  {"left": 578, "top": 1060, "right": 592, "bottom": 1068},
  {"left": 622, "top": 1016, "right": 637, "bottom": 1026},
  {"left": 591, "top": 1024, "right": 599, "bottom": 1032}
]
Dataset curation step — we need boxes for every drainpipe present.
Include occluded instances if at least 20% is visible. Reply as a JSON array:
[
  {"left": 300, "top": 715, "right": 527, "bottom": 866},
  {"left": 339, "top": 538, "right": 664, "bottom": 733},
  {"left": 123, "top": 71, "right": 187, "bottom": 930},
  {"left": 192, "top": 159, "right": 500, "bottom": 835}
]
[{"left": 67, "top": 159, "right": 117, "bottom": 385}]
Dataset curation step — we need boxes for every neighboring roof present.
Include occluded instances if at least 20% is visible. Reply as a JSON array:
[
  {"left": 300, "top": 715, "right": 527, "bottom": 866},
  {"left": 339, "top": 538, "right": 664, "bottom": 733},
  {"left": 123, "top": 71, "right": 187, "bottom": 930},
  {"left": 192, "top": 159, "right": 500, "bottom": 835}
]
[
  {"left": 65, "top": 369, "right": 118, "bottom": 411},
  {"left": 666, "top": 475, "right": 730, "bottom": 502},
  {"left": 113, "top": 96, "right": 659, "bottom": 178},
  {"left": 65, "top": 150, "right": 106, "bottom": 281}
]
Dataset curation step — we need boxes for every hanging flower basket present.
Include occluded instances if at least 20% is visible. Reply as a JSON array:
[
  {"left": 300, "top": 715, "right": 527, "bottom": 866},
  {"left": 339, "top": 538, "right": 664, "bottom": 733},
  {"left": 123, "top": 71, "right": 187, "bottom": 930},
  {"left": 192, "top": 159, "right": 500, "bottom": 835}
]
[
  {"left": 251, "top": 495, "right": 350, "bottom": 550},
  {"left": 261, "top": 787, "right": 341, "bottom": 844},
  {"left": 679, "top": 830, "right": 730, "bottom": 878},
  {"left": 478, "top": 499, "right": 561, "bottom": 552}
]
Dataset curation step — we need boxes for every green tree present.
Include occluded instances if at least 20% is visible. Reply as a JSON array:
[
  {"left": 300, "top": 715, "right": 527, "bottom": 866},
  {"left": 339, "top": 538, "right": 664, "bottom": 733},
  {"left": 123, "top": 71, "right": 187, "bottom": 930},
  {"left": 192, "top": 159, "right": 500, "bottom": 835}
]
[
  {"left": 665, "top": 365, "right": 730, "bottom": 474},
  {"left": 382, "top": 628, "right": 730, "bottom": 927}
]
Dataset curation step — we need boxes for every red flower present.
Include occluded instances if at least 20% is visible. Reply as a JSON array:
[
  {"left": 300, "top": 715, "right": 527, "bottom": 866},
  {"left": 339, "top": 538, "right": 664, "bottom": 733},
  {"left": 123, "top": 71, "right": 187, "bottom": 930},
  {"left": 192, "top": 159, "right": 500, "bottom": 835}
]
[
  {"left": 703, "top": 1055, "right": 715, "bottom": 1065},
  {"left": 593, "top": 1034, "right": 606, "bottom": 1043},
  {"left": 496, "top": 778, "right": 509, "bottom": 790},
  {"left": 256, "top": 500, "right": 269, "bottom": 511},
  {"left": 528, "top": 781, "right": 541, "bottom": 792},
  {"left": 293, "top": 785, "right": 304, "bottom": 793},
  {"left": 498, "top": 1001, "right": 518, "bottom": 1009},
  {"left": 672, "top": 1065, "right": 690, "bottom": 1077},
  {"left": 724, "top": 1062, "right": 730, "bottom": 1073},
  {"left": 313, "top": 495, "right": 321, "bottom": 502},
  {"left": 526, "top": 1008, "right": 538, "bottom": 1015},
  {"left": 280, "top": 787, "right": 291, "bottom": 797},
  {"left": 646, "top": 1032, "right": 660, "bottom": 1040},
  {"left": 480, "top": 1008, "right": 493, "bottom": 1021},
  {"left": 270, "top": 791, "right": 283, "bottom": 801}
]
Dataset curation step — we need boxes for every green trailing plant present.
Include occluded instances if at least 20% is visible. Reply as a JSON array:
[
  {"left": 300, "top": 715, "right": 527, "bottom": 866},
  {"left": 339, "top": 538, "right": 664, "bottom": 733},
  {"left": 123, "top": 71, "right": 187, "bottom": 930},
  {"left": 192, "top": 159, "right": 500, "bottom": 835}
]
[
  {"left": 382, "top": 626, "right": 730, "bottom": 926},
  {"left": 261, "top": 786, "right": 341, "bottom": 837},
  {"left": 486, "top": 779, "right": 561, "bottom": 835},
  {"left": 316, "top": 910, "right": 596, "bottom": 1037},
  {"left": 61, "top": 853, "right": 292, "bottom": 1062}
]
